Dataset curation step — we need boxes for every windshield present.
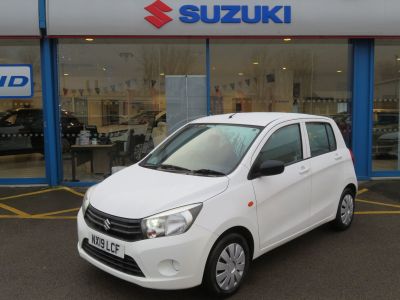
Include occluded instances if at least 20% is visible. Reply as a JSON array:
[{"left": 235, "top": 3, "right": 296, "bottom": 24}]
[{"left": 141, "top": 123, "right": 262, "bottom": 176}]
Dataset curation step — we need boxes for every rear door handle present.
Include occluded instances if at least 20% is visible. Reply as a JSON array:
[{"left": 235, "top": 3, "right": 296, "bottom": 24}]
[
  {"left": 334, "top": 154, "right": 343, "bottom": 161},
  {"left": 299, "top": 165, "right": 310, "bottom": 175}
]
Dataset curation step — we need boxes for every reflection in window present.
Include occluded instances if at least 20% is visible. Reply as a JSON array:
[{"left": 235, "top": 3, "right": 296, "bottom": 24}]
[
  {"left": 58, "top": 39, "right": 206, "bottom": 182},
  {"left": 210, "top": 39, "right": 352, "bottom": 146},
  {"left": 373, "top": 40, "right": 400, "bottom": 171}
]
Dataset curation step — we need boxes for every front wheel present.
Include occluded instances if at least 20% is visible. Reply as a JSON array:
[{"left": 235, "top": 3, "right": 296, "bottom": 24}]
[
  {"left": 331, "top": 188, "right": 355, "bottom": 230},
  {"left": 203, "top": 233, "right": 250, "bottom": 297}
]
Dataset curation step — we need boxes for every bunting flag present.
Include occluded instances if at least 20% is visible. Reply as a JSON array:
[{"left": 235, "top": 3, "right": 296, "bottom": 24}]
[
  {"left": 95, "top": 88, "right": 100, "bottom": 95},
  {"left": 71, "top": 89, "right": 77, "bottom": 95},
  {"left": 151, "top": 80, "right": 157, "bottom": 88},
  {"left": 214, "top": 85, "right": 220, "bottom": 93},
  {"left": 230, "top": 83, "right": 235, "bottom": 90},
  {"left": 253, "top": 77, "right": 258, "bottom": 84},
  {"left": 62, "top": 88, "right": 68, "bottom": 96},
  {"left": 79, "top": 89, "right": 84, "bottom": 96},
  {"left": 245, "top": 79, "right": 251, "bottom": 87}
]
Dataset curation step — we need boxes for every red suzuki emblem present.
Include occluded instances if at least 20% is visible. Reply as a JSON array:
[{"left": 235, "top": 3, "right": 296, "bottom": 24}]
[{"left": 144, "top": 0, "right": 173, "bottom": 29}]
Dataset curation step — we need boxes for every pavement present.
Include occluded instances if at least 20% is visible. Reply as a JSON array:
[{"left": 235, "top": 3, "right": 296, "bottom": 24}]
[{"left": 0, "top": 181, "right": 399, "bottom": 299}]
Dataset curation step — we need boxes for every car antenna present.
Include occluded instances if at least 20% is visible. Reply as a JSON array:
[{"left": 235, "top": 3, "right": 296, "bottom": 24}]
[{"left": 229, "top": 113, "right": 237, "bottom": 119}]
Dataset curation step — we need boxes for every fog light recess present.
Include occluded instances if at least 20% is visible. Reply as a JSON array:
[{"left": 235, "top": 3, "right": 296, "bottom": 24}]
[{"left": 158, "top": 259, "right": 180, "bottom": 277}]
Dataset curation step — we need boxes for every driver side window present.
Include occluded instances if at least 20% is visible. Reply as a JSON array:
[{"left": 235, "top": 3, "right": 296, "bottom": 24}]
[{"left": 257, "top": 124, "right": 303, "bottom": 166}]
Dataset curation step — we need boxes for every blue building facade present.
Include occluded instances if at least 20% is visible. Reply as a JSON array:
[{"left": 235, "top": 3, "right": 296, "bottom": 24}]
[{"left": 0, "top": 1, "right": 399, "bottom": 186}]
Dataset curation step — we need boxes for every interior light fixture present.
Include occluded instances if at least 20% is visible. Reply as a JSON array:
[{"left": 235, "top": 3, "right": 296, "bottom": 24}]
[
  {"left": 283, "top": 38, "right": 292, "bottom": 42},
  {"left": 282, "top": 67, "right": 287, "bottom": 70},
  {"left": 63, "top": 73, "right": 69, "bottom": 76},
  {"left": 396, "top": 57, "right": 400, "bottom": 61},
  {"left": 238, "top": 72, "right": 244, "bottom": 76},
  {"left": 337, "top": 70, "right": 343, "bottom": 73},
  {"left": 85, "top": 38, "right": 94, "bottom": 42},
  {"left": 102, "top": 67, "right": 107, "bottom": 71},
  {"left": 253, "top": 62, "right": 259, "bottom": 65},
  {"left": 160, "top": 73, "right": 165, "bottom": 76}
]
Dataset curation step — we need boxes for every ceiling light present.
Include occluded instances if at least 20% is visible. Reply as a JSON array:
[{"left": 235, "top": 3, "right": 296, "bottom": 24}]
[
  {"left": 337, "top": 70, "right": 343, "bottom": 73},
  {"left": 283, "top": 38, "right": 292, "bottom": 42},
  {"left": 160, "top": 73, "right": 165, "bottom": 76},
  {"left": 63, "top": 73, "right": 69, "bottom": 76},
  {"left": 85, "top": 38, "right": 94, "bottom": 42},
  {"left": 397, "top": 57, "right": 400, "bottom": 61},
  {"left": 253, "top": 62, "right": 259, "bottom": 65},
  {"left": 238, "top": 72, "right": 244, "bottom": 76},
  {"left": 102, "top": 67, "right": 107, "bottom": 71},
  {"left": 282, "top": 67, "right": 287, "bottom": 70}
]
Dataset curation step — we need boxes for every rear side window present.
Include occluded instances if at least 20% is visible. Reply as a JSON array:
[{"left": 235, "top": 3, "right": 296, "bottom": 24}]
[
  {"left": 306, "top": 122, "right": 337, "bottom": 157},
  {"left": 257, "top": 124, "right": 303, "bottom": 166}
]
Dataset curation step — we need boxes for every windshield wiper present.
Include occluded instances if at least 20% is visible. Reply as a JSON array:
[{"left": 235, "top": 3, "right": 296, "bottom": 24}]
[
  {"left": 192, "top": 169, "right": 226, "bottom": 176},
  {"left": 158, "top": 164, "right": 191, "bottom": 172}
]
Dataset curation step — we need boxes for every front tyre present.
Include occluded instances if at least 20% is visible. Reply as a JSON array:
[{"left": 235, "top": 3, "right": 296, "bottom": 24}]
[
  {"left": 332, "top": 188, "right": 355, "bottom": 230},
  {"left": 203, "top": 233, "right": 250, "bottom": 297}
]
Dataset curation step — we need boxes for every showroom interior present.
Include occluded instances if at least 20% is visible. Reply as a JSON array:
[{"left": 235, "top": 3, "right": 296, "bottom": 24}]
[{"left": 0, "top": 0, "right": 399, "bottom": 185}]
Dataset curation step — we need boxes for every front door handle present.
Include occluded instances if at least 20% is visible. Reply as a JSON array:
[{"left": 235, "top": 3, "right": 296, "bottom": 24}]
[{"left": 299, "top": 165, "right": 310, "bottom": 175}]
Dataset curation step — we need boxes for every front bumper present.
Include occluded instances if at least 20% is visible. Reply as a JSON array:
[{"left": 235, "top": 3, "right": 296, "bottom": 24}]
[{"left": 77, "top": 209, "right": 217, "bottom": 290}]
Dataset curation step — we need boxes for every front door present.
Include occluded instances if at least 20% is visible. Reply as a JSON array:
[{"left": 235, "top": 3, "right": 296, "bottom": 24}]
[{"left": 250, "top": 121, "right": 312, "bottom": 250}]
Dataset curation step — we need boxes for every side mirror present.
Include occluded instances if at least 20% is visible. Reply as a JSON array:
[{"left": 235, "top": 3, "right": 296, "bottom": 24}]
[{"left": 248, "top": 160, "right": 285, "bottom": 180}]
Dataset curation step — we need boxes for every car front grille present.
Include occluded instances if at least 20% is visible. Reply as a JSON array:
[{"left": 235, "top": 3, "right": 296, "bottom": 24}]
[
  {"left": 84, "top": 205, "right": 143, "bottom": 242},
  {"left": 82, "top": 239, "right": 145, "bottom": 277}
]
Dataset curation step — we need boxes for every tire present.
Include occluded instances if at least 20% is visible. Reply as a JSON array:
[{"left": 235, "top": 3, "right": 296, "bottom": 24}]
[
  {"left": 331, "top": 187, "right": 356, "bottom": 230},
  {"left": 203, "top": 233, "right": 250, "bottom": 297}
]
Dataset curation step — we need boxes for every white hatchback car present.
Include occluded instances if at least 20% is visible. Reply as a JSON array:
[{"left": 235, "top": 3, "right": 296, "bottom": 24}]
[{"left": 77, "top": 113, "right": 357, "bottom": 296}]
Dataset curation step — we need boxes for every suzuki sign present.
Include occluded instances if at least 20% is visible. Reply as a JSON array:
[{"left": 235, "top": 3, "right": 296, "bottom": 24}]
[
  {"left": 144, "top": 1, "right": 291, "bottom": 28},
  {"left": 0, "top": 65, "right": 33, "bottom": 98}
]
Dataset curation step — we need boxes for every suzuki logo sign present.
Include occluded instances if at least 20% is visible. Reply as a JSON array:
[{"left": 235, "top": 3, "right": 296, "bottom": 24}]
[
  {"left": 145, "top": 0, "right": 173, "bottom": 29},
  {"left": 0, "top": 65, "right": 33, "bottom": 98},
  {"left": 144, "top": 1, "right": 291, "bottom": 28}
]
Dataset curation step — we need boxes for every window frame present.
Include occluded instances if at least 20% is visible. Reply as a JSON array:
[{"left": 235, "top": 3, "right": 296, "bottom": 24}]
[{"left": 250, "top": 121, "right": 306, "bottom": 175}]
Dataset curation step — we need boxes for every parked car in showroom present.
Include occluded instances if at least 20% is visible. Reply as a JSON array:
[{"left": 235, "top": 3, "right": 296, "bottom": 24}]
[
  {"left": 0, "top": 108, "right": 83, "bottom": 155},
  {"left": 77, "top": 113, "right": 357, "bottom": 296}
]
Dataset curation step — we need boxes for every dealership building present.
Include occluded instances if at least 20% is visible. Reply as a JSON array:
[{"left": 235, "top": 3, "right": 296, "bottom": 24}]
[{"left": 0, "top": 0, "right": 399, "bottom": 186}]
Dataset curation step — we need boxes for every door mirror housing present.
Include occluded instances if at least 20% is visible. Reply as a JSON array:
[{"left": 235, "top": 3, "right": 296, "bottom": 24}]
[{"left": 248, "top": 160, "right": 285, "bottom": 180}]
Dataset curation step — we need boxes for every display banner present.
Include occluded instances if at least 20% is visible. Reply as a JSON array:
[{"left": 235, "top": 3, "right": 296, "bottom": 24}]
[
  {"left": 48, "top": 0, "right": 400, "bottom": 36},
  {"left": 0, "top": 0, "right": 40, "bottom": 36},
  {"left": 0, "top": 65, "right": 33, "bottom": 98}
]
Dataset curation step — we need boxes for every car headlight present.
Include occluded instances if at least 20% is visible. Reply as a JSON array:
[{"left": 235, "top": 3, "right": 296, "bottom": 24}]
[
  {"left": 82, "top": 186, "right": 96, "bottom": 215},
  {"left": 141, "top": 203, "right": 203, "bottom": 239}
]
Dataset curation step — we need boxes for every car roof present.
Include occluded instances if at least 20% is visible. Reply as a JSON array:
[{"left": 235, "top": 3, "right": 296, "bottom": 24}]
[{"left": 192, "top": 112, "right": 330, "bottom": 127}]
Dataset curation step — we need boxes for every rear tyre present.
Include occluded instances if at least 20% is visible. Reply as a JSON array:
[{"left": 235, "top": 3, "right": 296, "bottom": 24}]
[
  {"left": 203, "top": 233, "right": 250, "bottom": 297},
  {"left": 332, "top": 187, "right": 355, "bottom": 230}
]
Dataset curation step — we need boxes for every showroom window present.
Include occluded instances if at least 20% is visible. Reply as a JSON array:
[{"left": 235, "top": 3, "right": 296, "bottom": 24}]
[
  {"left": 373, "top": 40, "right": 400, "bottom": 171},
  {"left": 210, "top": 39, "right": 352, "bottom": 146},
  {"left": 58, "top": 39, "right": 206, "bottom": 182},
  {"left": 0, "top": 40, "right": 44, "bottom": 178}
]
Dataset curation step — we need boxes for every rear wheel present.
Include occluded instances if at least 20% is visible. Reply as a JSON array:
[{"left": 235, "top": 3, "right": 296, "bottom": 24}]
[
  {"left": 203, "top": 233, "right": 250, "bottom": 296},
  {"left": 332, "top": 188, "right": 355, "bottom": 230}
]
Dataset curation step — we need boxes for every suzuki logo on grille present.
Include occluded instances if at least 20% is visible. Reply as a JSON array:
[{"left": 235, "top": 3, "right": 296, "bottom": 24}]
[
  {"left": 144, "top": 0, "right": 173, "bottom": 29},
  {"left": 103, "top": 219, "right": 111, "bottom": 231}
]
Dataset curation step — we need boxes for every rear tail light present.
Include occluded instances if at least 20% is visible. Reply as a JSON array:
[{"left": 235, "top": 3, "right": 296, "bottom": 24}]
[{"left": 349, "top": 149, "right": 355, "bottom": 164}]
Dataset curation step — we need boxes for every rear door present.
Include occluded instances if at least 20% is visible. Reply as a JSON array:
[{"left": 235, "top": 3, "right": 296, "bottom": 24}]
[
  {"left": 250, "top": 120, "right": 312, "bottom": 250},
  {"left": 305, "top": 121, "right": 344, "bottom": 224}
]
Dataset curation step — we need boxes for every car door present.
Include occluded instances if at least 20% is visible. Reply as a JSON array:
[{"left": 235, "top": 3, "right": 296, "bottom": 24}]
[
  {"left": 0, "top": 112, "right": 28, "bottom": 152},
  {"left": 250, "top": 121, "right": 312, "bottom": 251},
  {"left": 305, "top": 121, "right": 344, "bottom": 224}
]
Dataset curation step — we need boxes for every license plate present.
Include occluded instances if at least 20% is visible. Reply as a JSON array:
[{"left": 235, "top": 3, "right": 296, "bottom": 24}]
[{"left": 89, "top": 233, "right": 125, "bottom": 258}]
